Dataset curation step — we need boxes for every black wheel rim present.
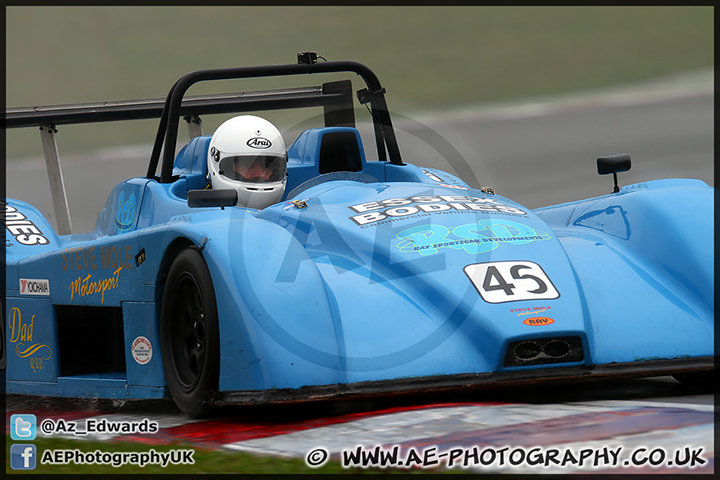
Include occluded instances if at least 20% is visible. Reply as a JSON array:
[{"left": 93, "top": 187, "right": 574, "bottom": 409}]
[{"left": 169, "top": 271, "right": 207, "bottom": 390}]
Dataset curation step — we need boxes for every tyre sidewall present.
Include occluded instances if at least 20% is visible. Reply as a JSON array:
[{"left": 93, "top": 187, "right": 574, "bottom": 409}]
[{"left": 161, "top": 247, "right": 220, "bottom": 417}]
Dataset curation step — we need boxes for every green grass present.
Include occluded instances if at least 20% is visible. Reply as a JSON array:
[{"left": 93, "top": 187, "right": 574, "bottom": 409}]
[
  {"left": 5, "top": 435, "right": 463, "bottom": 475},
  {"left": 5, "top": 6, "right": 713, "bottom": 158}
]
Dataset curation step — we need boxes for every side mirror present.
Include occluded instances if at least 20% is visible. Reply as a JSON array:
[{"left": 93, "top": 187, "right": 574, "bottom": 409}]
[
  {"left": 597, "top": 154, "right": 631, "bottom": 193},
  {"left": 188, "top": 189, "right": 237, "bottom": 208}
]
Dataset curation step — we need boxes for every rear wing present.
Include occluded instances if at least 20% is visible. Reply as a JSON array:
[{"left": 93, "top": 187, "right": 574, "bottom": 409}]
[
  {"left": 4, "top": 83, "right": 355, "bottom": 129},
  {"left": 3, "top": 54, "right": 403, "bottom": 235}
]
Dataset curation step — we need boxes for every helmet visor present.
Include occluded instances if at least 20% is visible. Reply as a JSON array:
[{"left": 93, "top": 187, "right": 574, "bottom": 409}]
[{"left": 218, "top": 155, "right": 287, "bottom": 183}]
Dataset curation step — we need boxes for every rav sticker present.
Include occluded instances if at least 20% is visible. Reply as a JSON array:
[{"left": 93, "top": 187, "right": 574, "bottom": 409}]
[
  {"left": 523, "top": 317, "right": 555, "bottom": 326},
  {"left": 464, "top": 261, "right": 560, "bottom": 304}
]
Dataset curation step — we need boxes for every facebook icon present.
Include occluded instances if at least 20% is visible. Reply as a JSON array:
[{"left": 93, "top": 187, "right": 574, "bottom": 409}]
[{"left": 11, "top": 444, "right": 37, "bottom": 470}]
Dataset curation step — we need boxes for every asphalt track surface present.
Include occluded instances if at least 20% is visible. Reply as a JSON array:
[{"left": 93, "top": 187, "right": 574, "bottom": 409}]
[{"left": 5, "top": 79, "right": 714, "bottom": 473}]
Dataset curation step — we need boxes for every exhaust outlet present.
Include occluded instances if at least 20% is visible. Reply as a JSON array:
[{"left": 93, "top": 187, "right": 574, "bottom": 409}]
[{"left": 503, "top": 336, "right": 583, "bottom": 367}]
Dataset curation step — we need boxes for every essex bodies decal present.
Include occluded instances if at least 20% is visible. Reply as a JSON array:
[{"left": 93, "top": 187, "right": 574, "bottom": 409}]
[
  {"left": 7, "top": 307, "right": 52, "bottom": 373},
  {"left": 348, "top": 195, "right": 527, "bottom": 227},
  {"left": 2, "top": 203, "right": 49, "bottom": 246},
  {"left": 395, "top": 219, "right": 549, "bottom": 256}
]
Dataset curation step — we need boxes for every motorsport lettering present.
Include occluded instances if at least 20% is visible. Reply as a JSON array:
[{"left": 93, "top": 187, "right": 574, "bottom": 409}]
[
  {"left": 349, "top": 195, "right": 527, "bottom": 226},
  {"left": 69, "top": 266, "right": 122, "bottom": 304}
]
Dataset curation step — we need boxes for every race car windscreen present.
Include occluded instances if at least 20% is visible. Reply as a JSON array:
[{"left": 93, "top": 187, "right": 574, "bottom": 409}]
[{"left": 219, "top": 155, "right": 287, "bottom": 183}]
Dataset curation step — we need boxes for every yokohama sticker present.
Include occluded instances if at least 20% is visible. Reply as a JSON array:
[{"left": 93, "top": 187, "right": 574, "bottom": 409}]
[
  {"left": 19, "top": 279, "right": 50, "bottom": 296},
  {"left": 131, "top": 336, "right": 153, "bottom": 365}
]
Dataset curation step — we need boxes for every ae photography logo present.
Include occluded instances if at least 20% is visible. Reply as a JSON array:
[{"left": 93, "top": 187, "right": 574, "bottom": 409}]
[{"left": 305, "top": 444, "right": 708, "bottom": 471}]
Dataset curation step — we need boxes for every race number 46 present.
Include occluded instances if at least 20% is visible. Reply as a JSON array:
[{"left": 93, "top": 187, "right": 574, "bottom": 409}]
[{"left": 464, "top": 261, "right": 560, "bottom": 303}]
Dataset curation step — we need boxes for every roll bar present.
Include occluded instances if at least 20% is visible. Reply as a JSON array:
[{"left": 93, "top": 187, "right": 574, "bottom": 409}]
[{"left": 147, "top": 58, "right": 403, "bottom": 183}]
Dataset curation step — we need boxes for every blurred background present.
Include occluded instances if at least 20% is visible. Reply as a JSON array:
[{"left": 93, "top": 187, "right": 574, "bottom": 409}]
[{"left": 5, "top": 6, "right": 713, "bottom": 232}]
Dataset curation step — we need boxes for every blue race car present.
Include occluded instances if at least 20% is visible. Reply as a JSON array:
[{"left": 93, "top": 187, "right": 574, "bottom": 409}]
[{"left": 3, "top": 54, "right": 713, "bottom": 417}]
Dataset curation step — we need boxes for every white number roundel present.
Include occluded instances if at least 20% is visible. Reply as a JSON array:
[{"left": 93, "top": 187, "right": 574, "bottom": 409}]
[{"left": 464, "top": 261, "right": 560, "bottom": 303}]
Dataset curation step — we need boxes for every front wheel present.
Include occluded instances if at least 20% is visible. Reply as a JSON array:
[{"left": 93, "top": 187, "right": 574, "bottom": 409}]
[{"left": 161, "top": 247, "right": 220, "bottom": 417}]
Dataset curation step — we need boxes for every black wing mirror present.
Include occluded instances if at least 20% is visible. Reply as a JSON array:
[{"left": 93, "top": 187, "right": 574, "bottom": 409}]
[
  {"left": 188, "top": 189, "right": 237, "bottom": 208},
  {"left": 597, "top": 154, "right": 631, "bottom": 193}
]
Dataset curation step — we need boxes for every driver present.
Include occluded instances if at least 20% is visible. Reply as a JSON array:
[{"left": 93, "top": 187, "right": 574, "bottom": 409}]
[{"left": 207, "top": 115, "right": 287, "bottom": 209}]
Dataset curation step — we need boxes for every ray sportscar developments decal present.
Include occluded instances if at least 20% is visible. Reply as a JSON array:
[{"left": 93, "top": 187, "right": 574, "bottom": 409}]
[
  {"left": 395, "top": 219, "right": 550, "bottom": 256},
  {"left": 464, "top": 261, "right": 560, "bottom": 304}
]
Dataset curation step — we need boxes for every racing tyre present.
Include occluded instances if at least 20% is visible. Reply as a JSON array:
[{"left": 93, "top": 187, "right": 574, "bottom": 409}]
[{"left": 161, "top": 247, "right": 220, "bottom": 417}]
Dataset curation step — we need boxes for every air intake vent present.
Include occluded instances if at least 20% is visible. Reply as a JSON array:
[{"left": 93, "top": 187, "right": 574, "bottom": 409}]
[{"left": 503, "top": 336, "right": 583, "bottom": 367}]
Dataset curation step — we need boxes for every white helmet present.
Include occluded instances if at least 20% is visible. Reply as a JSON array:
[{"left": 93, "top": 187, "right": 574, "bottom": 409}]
[{"left": 207, "top": 115, "right": 287, "bottom": 209}]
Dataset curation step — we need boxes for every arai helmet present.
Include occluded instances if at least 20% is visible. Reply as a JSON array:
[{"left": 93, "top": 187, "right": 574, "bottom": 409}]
[{"left": 207, "top": 115, "right": 287, "bottom": 209}]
